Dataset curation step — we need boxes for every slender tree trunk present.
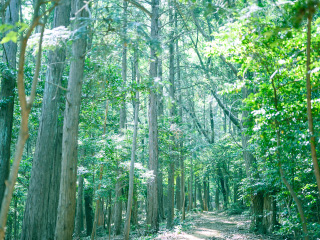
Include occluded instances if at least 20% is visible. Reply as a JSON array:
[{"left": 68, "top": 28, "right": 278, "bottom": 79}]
[
  {"left": 271, "top": 70, "right": 309, "bottom": 239},
  {"left": 123, "top": 47, "right": 139, "bottom": 239},
  {"left": 0, "top": 0, "right": 19, "bottom": 208},
  {"left": 175, "top": 11, "right": 185, "bottom": 219},
  {"left": 215, "top": 188, "right": 219, "bottom": 210},
  {"left": 167, "top": 0, "right": 176, "bottom": 229},
  {"left": 54, "top": 0, "right": 88, "bottom": 237},
  {"left": 114, "top": 181, "right": 123, "bottom": 235},
  {"left": 306, "top": 15, "right": 320, "bottom": 198},
  {"left": 147, "top": 0, "right": 160, "bottom": 231},
  {"left": 75, "top": 175, "right": 84, "bottom": 238},
  {"left": 114, "top": 2, "right": 128, "bottom": 234},
  {"left": 241, "top": 86, "right": 266, "bottom": 232},
  {"left": 107, "top": 191, "right": 112, "bottom": 235},
  {"left": 190, "top": 156, "right": 193, "bottom": 210},
  {"left": 176, "top": 174, "right": 181, "bottom": 211},
  {"left": 91, "top": 166, "right": 103, "bottom": 240},
  {"left": 157, "top": 54, "right": 165, "bottom": 221},
  {"left": 21, "top": 2, "right": 70, "bottom": 239},
  {"left": 131, "top": 185, "right": 138, "bottom": 226},
  {"left": 197, "top": 181, "right": 204, "bottom": 210}
]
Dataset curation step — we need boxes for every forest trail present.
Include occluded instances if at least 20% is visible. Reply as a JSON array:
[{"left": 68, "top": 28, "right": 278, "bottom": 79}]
[{"left": 155, "top": 211, "right": 277, "bottom": 240}]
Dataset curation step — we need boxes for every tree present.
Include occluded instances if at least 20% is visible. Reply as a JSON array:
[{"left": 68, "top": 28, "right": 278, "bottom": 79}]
[
  {"left": 124, "top": 44, "right": 139, "bottom": 240},
  {"left": 0, "top": 0, "right": 57, "bottom": 237},
  {"left": 0, "top": 0, "right": 19, "bottom": 209},
  {"left": 147, "top": 0, "right": 160, "bottom": 231},
  {"left": 54, "top": 0, "right": 88, "bottom": 238},
  {"left": 20, "top": 1, "right": 71, "bottom": 239}
]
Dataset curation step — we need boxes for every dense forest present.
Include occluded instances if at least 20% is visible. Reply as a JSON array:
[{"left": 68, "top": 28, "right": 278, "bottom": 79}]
[{"left": 1, "top": 0, "right": 320, "bottom": 239}]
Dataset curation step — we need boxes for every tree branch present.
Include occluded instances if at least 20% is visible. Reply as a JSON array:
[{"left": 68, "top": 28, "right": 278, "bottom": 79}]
[
  {"left": 124, "top": 0, "right": 151, "bottom": 17},
  {"left": 182, "top": 105, "right": 212, "bottom": 144}
]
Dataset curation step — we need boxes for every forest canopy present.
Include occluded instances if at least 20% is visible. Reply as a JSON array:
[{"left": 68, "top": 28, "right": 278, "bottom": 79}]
[{"left": 0, "top": 0, "right": 320, "bottom": 239}]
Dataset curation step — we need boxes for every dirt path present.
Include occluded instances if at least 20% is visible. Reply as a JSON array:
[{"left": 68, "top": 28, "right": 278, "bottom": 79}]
[{"left": 155, "top": 211, "right": 277, "bottom": 240}]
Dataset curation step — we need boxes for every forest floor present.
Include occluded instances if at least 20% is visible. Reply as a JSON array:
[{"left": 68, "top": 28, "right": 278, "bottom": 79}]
[
  {"left": 151, "top": 211, "right": 278, "bottom": 240},
  {"left": 97, "top": 211, "right": 280, "bottom": 240}
]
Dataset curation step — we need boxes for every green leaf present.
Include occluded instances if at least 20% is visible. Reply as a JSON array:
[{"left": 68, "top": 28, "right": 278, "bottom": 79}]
[{"left": 1, "top": 31, "right": 18, "bottom": 44}]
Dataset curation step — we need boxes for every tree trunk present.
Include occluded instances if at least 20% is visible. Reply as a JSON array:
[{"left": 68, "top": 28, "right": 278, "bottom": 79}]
[
  {"left": 75, "top": 175, "right": 84, "bottom": 238},
  {"left": 176, "top": 175, "right": 181, "bottom": 211},
  {"left": 84, "top": 188, "right": 93, "bottom": 236},
  {"left": 194, "top": 176, "right": 197, "bottom": 208},
  {"left": 0, "top": 1, "right": 50, "bottom": 236},
  {"left": 98, "top": 198, "right": 104, "bottom": 226},
  {"left": 107, "top": 191, "right": 112, "bottom": 235},
  {"left": 217, "top": 166, "right": 228, "bottom": 209},
  {"left": 215, "top": 188, "right": 219, "bottom": 210},
  {"left": 147, "top": 0, "right": 160, "bottom": 232},
  {"left": 189, "top": 156, "right": 194, "bottom": 210},
  {"left": 13, "top": 197, "right": 17, "bottom": 240},
  {"left": 123, "top": 43, "right": 139, "bottom": 240},
  {"left": 114, "top": 181, "right": 123, "bottom": 235},
  {"left": 251, "top": 191, "right": 265, "bottom": 233},
  {"left": 20, "top": 2, "right": 70, "bottom": 239},
  {"left": 91, "top": 166, "right": 104, "bottom": 240},
  {"left": 263, "top": 194, "right": 276, "bottom": 233},
  {"left": 157, "top": 53, "right": 165, "bottom": 222},
  {"left": 131, "top": 186, "right": 138, "bottom": 226},
  {"left": 306, "top": 15, "right": 320, "bottom": 198},
  {"left": 167, "top": 0, "right": 176, "bottom": 229},
  {"left": 198, "top": 181, "right": 205, "bottom": 211},
  {"left": 54, "top": 0, "right": 88, "bottom": 237},
  {"left": 0, "top": 0, "right": 19, "bottom": 208}
]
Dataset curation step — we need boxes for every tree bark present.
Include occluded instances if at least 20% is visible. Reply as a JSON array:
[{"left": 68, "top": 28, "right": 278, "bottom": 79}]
[
  {"left": 157, "top": 53, "right": 165, "bottom": 221},
  {"left": 0, "top": 0, "right": 19, "bottom": 209},
  {"left": 84, "top": 187, "right": 93, "bottom": 236},
  {"left": 123, "top": 46, "right": 139, "bottom": 239},
  {"left": 20, "top": 2, "right": 70, "bottom": 239},
  {"left": 0, "top": 1, "right": 53, "bottom": 236},
  {"left": 75, "top": 175, "right": 84, "bottom": 238},
  {"left": 91, "top": 166, "right": 104, "bottom": 240},
  {"left": 114, "top": 181, "right": 123, "bottom": 235},
  {"left": 54, "top": 0, "right": 88, "bottom": 237},
  {"left": 147, "top": 0, "right": 160, "bottom": 232},
  {"left": 167, "top": 0, "right": 175, "bottom": 229}
]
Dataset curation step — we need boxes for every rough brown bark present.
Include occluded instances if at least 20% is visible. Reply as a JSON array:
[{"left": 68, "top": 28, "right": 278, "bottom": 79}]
[
  {"left": 0, "top": 0, "right": 19, "bottom": 209},
  {"left": 54, "top": 0, "right": 88, "bottom": 237},
  {"left": 20, "top": 2, "right": 70, "bottom": 239}
]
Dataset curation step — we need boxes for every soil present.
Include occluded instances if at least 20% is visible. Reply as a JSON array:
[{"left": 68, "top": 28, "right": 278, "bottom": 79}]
[{"left": 154, "top": 211, "right": 278, "bottom": 240}]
